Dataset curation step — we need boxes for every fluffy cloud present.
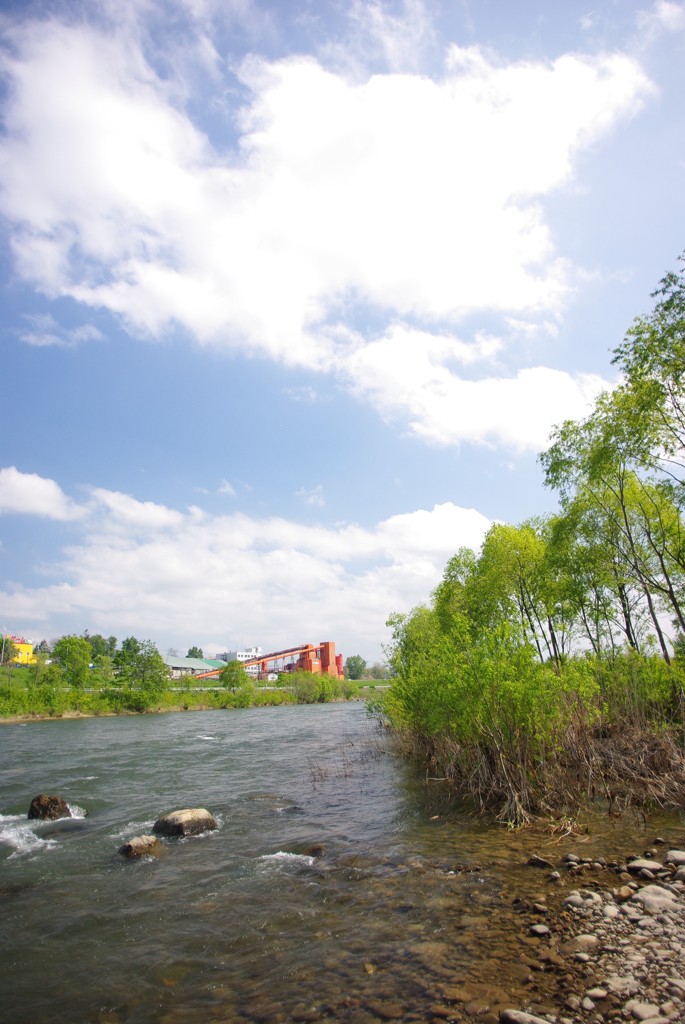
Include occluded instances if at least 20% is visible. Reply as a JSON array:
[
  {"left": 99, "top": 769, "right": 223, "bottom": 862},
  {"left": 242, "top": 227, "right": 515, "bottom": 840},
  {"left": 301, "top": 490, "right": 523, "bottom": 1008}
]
[
  {"left": 0, "top": 467, "right": 87, "bottom": 521},
  {"left": 342, "top": 325, "right": 609, "bottom": 448},
  {"left": 0, "top": 469, "right": 490, "bottom": 658},
  {"left": 0, "top": 6, "right": 651, "bottom": 448}
]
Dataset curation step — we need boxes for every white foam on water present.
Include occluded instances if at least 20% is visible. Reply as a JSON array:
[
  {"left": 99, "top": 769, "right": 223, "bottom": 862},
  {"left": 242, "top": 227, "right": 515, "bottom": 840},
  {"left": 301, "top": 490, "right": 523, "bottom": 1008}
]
[
  {"left": 67, "top": 804, "right": 88, "bottom": 819},
  {"left": 196, "top": 734, "right": 217, "bottom": 741},
  {"left": 111, "top": 820, "right": 155, "bottom": 841},
  {"left": 0, "top": 814, "right": 58, "bottom": 859},
  {"left": 260, "top": 851, "right": 316, "bottom": 868}
]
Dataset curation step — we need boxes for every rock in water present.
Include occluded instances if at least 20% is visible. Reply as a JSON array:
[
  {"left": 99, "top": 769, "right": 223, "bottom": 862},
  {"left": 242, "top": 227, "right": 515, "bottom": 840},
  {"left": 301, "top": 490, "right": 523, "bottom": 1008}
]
[
  {"left": 526, "top": 854, "right": 555, "bottom": 869},
  {"left": 118, "top": 835, "right": 162, "bottom": 858},
  {"left": 152, "top": 808, "right": 218, "bottom": 836},
  {"left": 27, "top": 794, "right": 72, "bottom": 820}
]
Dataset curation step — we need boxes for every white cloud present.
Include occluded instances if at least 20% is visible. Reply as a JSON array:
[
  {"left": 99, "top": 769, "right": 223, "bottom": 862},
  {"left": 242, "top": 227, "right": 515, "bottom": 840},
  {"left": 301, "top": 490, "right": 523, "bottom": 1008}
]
[
  {"left": 89, "top": 488, "right": 185, "bottom": 531},
  {"left": 341, "top": 324, "right": 611, "bottom": 449},
  {"left": 0, "top": 7, "right": 655, "bottom": 450},
  {"left": 0, "top": 467, "right": 87, "bottom": 521},
  {"left": 345, "top": 0, "right": 437, "bottom": 73},
  {"left": 284, "top": 386, "right": 322, "bottom": 403},
  {"left": 296, "top": 484, "right": 325, "bottom": 507},
  {"left": 0, "top": 471, "right": 491, "bottom": 658},
  {"left": 218, "top": 479, "right": 236, "bottom": 496},
  {"left": 20, "top": 313, "right": 103, "bottom": 347},
  {"left": 638, "top": 1, "right": 685, "bottom": 35}
]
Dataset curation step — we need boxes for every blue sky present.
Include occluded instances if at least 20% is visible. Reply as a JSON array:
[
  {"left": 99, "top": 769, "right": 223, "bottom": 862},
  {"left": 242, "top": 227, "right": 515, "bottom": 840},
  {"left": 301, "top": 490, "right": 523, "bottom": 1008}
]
[{"left": 1, "top": 0, "right": 684, "bottom": 662}]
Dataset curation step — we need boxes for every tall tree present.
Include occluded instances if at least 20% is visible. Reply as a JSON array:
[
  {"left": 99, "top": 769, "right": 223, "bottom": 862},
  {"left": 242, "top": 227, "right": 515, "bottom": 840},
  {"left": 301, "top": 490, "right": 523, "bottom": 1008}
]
[
  {"left": 115, "top": 638, "right": 168, "bottom": 697},
  {"left": 611, "top": 255, "right": 685, "bottom": 484},
  {"left": 344, "top": 655, "right": 367, "bottom": 680},
  {"left": 52, "top": 635, "right": 92, "bottom": 688},
  {"left": 1, "top": 635, "right": 17, "bottom": 666}
]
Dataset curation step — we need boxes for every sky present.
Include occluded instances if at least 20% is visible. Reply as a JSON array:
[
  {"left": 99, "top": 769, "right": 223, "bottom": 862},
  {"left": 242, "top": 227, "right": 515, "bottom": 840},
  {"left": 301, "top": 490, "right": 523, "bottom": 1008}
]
[{"left": 1, "top": 0, "right": 684, "bottom": 663}]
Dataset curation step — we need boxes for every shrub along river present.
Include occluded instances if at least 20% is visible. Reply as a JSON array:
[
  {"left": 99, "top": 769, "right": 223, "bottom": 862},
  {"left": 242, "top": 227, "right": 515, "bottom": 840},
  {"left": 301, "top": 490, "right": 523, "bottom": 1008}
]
[{"left": 1, "top": 702, "right": 684, "bottom": 1024}]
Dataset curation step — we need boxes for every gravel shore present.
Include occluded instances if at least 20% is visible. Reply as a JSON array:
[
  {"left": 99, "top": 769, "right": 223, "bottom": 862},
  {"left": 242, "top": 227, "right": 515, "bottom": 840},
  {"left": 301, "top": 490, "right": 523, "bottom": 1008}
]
[{"left": 502, "top": 845, "right": 685, "bottom": 1024}]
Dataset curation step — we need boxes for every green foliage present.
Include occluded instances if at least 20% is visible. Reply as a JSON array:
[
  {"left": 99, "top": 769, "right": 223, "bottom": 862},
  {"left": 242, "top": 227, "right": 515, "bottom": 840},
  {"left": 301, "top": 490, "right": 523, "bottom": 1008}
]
[
  {"left": 52, "top": 635, "right": 92, "bottom": 688},
  {"left": 285, "top": 670, "right": 353, "bottom": 703},
  {"left": 1, "top": 635, "right": 17, "bottom": 666},
  {"left": 220, "top": 660, "right": 253, "bottom": 690},
  {"left": 113, "top": 637, "right": 168, "bottom": 708},
  {"left": 345, "top": 655, "right": 367, "bottom": 679},
  {"left": 187, "top": 645, "right": 204, "bottom": 658},
  {"left": 384, "top": 257, "right": 685, "bottom": 822},
  {"left": 83, "top": 632, "right": 117, "bottom": 660}
]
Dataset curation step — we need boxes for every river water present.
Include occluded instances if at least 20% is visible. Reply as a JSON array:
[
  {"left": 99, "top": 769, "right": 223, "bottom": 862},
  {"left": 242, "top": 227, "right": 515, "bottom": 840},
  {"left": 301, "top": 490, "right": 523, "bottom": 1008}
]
[{"left": 1, "top": 703, "right": 684, "bottom": 1024}]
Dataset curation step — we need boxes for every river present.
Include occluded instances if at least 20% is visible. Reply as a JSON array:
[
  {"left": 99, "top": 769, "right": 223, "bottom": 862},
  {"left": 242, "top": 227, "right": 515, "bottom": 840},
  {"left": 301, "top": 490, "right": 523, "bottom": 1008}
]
[{"left": 1, "top": 703, "right": 684, "bottom": 1023}]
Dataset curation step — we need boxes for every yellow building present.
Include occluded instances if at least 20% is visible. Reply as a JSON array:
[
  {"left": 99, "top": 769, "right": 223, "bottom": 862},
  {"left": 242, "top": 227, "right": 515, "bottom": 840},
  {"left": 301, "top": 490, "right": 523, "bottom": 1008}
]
[{"left": 6, "top": 634, "right": 37, "bottom": 666}]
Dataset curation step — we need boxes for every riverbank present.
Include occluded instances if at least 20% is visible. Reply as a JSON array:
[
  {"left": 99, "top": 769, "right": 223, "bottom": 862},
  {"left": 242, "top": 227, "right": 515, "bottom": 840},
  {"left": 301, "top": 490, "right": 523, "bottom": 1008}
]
[{"left": 496, "top": 843, "right": 685, "bottom": 1024}]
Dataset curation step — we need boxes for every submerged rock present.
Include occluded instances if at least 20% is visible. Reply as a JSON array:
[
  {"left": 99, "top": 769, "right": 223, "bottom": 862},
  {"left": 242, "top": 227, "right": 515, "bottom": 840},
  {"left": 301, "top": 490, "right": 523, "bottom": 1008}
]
[
  {"left": 27, "top": 794, "right": 72, "bottom": 820},
  {"left": 119, "top": 835, "right": 162, "bottom": 858},
  {"left": 526, "top": 854, "right": 554, "bottom": 869},
  {"left": 152, "top": 808, "right": 218, "bottom": 837}
]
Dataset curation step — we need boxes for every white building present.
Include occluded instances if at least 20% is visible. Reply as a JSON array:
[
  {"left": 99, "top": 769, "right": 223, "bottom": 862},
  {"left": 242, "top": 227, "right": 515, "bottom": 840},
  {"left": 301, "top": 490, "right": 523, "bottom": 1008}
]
[{"left": 219, "top": 647, "right": 263, "bottom": 678}]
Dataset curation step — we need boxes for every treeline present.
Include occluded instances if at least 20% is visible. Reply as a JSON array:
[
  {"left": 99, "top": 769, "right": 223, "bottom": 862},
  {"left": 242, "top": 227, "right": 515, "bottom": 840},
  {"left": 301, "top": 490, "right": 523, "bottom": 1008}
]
[
  {"left": 384, "top": 256, "right": 685, "bottom": 824},
  {"left": 0, "top": 633, "right": 360, "bottom": 718}
]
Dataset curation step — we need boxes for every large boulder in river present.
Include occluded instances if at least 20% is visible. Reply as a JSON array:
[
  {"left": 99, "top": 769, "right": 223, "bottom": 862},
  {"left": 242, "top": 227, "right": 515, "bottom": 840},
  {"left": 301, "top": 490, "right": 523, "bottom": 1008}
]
[
  {"left": 119, "top": 835, "right": 162, "bottom": 858},
  {"left": 28, "top": 794, "right": 72, "bottom": 820},
  {"left": 152, "top": 808, "right": 218, "bottom": 837}
]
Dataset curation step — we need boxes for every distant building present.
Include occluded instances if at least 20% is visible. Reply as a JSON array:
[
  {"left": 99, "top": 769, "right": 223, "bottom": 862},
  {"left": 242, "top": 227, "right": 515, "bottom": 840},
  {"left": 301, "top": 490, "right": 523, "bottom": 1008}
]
[
  {"left": 219, "top": 647, "right": 263, "bottom": 678},
  {"left": 4, "top": 634, "right": 37, "bottom": 666},
  {"left": 163, "top": 655, "right": 224, "bottom": 680}
]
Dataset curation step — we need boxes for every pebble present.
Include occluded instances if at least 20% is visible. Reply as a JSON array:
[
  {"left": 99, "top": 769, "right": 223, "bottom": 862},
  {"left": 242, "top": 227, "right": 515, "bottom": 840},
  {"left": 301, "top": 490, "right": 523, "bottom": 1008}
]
[
  {"left": 506, "top": 847, "right": 685, "bottom": 1024},
  {"left": 627, "top": 859, "right": 665, "bottom": 874},
  {"left": 500, "top": 1011, "right": 553, "bottom": 1024},
  {"left": 625, "top": 1001, "right": 663, "bottom": 1020}
]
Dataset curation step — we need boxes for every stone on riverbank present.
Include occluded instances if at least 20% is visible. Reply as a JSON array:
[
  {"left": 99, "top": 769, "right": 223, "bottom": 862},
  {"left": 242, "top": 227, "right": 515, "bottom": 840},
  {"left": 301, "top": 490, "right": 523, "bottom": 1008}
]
[
  {"left": 27, "top": 794, "right": 72, "bottom": 820},
  {"left": 626, "top": 858, "right": 664, "bottom": 874},
  {"left": 152, "top": 808, "right": 218, "bottom": 836},
  {"left": 499, "top": 1011, "right": 552, "bottom": 1024},
  {"left": 630, "top": 883, "right": 678, "bottom": 915},
  {"left": 118, "top": 835, "right": 162, "bottom": 858}
]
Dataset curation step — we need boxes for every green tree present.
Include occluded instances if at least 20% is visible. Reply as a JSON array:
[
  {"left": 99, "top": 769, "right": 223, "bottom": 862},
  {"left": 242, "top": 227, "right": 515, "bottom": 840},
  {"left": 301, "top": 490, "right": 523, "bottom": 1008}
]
[
  {"left": 220, "top": 660, "right": 252, "bottom": 690},
  {"left": 84, "top": 633, "right": 117, "bottom": 659},
  {"left": 345, "top": 655, "right": 367, "bottom": 680},
  {"left": 219, "top": 660, "right": 254, "bottom": 707},
  {"left": 52, "top": 635, "right": 92, "bottom": 688},
  {"left": 187, "top": 646, "right": 204, "bottom": 659},
  {"left": 1, "top": 634, "right": 17, "bottom": 666},
  {"left": 113, "top": 637, "right": 168, "bottom": 706},
  {"left": 611, "top": 255, "right": 685, "bottom": 483}
]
